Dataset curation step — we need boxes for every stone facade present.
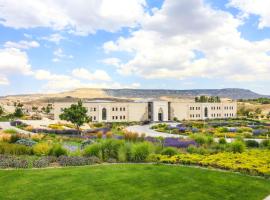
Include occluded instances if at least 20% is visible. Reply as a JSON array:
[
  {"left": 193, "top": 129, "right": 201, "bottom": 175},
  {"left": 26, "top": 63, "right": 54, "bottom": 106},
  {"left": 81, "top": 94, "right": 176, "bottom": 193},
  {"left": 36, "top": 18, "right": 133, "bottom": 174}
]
[{"left": 54, "top": 101, "right": 237, "bottom": 122}]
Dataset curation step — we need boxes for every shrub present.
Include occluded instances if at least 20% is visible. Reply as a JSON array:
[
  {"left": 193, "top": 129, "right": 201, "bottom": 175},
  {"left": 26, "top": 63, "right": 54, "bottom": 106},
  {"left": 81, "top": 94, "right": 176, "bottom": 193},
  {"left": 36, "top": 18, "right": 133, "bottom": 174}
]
[
  {"left": 33, "top": 143, "right": 51, "bottom": 156},
  {"left": 33, "top": 157, "right": 51, "bottom": 168},
  {"left": 218, "top": 138, "right": 227, "bottom": 144},
  {"left": 118, "top": 143, "right": 132, "bottom": 162},
  {"left": 3, "top": 129, "right": 18, "bottom": 134},
  {"left": 100, "top": 139, "right": 123, "bottom": 161},
  {"left": 230, "top": 141, "right": 246, "bottom": 153},
  {"left": 161, "top": 147, "right": 178, "bottom": 156},
  {"left": 0, "top": 155, "right": 29, "bottom": 168},
  {"left": 49, "top": 144, "right": 67, "bottom": 157},
  {"left": 191, "top": 135, "right": 207, "bottom": 146},
  {"left": 106, "top": 131, "right": 113, "bottom": 138},
  {"left": 187, "top": 145, "right": 210, "bottom": 155},
  {"left": 0, "top": 142, "right": 32, "bottom": 155},
  {"left": 57, "top": 156, "right": 101, "bottom": 166},
  {"left": 16, "top": 139, "right": 37, "bottom": 147},
  {"left": 245, "top": 140, "right": 259, "bottom": 148},
  {"left": 83, "top": 143, "right": 102, "bottom": 158},
  {"left": 131, "top": 142, "right": 153, "bottom": 162},
  {"left": 260, "top": 140, "right": 270, "bottom": 149}
]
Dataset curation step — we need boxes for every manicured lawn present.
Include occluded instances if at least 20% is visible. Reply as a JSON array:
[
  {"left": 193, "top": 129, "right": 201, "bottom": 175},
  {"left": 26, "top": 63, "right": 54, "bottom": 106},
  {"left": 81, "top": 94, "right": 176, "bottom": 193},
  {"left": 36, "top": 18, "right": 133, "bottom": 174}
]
[{"left": 0, "top": 164, "right": 270, "bottom": 200}]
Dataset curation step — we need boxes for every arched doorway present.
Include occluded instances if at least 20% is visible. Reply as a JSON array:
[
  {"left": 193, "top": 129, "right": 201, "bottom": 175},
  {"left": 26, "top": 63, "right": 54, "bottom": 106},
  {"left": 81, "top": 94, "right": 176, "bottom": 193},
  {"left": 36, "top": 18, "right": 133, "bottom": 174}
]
[
  {"left": 204, "top": 107, "right": 208, "bottom": 118},
  {"left": 102, "top": 108, "right": 107, "bottom": 120},
  {"left": 158, "top": 108, "right": 163, "bottom": 121}
]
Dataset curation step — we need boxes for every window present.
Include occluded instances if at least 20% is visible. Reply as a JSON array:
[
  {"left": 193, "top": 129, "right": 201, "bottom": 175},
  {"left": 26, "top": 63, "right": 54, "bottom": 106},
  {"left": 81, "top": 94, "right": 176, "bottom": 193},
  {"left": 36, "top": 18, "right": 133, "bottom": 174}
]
[
  {"left": 120, "top": 116, "right": 122, "bottom": 120},
  {"left": 123, "top": 107, "right": 126, "bottom": 111},
  {"left": 204, "top": 107, "right": 208, "bottom": 118},
  {"left": 112, "top": 107, "right": 114, "bottom": 111},
  {"left": 120, "top": 107, "right": 122, "bottom": 111},
  {"left": 116, "top": 116, "right": 118, "bottom": 120},
  {"left": 112, "top": 116, "right": 115, "bottom": 120},
  {"left": 102, "top": 108, "right": 107, "bottom": 120},
  {"left": 116, "top": 107, "right": 118, "bottom": 111}
]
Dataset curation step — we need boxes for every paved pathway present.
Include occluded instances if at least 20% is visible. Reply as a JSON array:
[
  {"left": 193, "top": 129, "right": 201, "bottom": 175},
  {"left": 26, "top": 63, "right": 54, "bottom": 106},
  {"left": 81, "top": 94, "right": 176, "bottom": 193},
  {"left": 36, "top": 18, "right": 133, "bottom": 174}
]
[
  {"left": 0, "top": 122, "right": 33, "bottom": 135},
  {"left": 126, "top": 124, "right": 186, "bottom": 138},
  {"left": 264, "top": 195, "right": 270, "bottom": 200},
  {"left": 126, "top": 123, "right": 265, "bottom": 143}
]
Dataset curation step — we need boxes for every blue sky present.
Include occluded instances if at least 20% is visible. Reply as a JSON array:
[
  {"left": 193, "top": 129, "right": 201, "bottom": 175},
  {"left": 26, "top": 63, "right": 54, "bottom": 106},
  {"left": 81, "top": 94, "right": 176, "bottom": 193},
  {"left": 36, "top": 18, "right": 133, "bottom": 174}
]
[{"left": 0, "top": 0, "right": 270, "bottom": 95}]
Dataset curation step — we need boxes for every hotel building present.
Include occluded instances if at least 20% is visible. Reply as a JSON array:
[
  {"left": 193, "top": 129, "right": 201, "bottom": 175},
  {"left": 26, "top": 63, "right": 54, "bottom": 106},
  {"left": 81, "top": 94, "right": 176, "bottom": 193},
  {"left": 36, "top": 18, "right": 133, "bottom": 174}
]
[{"left": 54, "top": 100, "right": 237, "bottom": 122}]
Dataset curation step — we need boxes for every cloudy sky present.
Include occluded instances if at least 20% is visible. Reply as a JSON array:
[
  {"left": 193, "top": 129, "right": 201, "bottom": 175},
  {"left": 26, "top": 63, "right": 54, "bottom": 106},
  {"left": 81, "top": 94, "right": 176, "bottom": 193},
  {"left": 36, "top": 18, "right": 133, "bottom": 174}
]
[{"left": 0, "top": 0, "right": 270, "bottom": 95}]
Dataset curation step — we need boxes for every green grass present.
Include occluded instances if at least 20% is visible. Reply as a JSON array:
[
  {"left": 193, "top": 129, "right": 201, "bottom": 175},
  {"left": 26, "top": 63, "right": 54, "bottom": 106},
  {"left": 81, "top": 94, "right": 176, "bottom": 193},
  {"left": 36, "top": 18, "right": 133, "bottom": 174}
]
[{"left": 0, "top": 164, "right": 270, "bottom": 200}]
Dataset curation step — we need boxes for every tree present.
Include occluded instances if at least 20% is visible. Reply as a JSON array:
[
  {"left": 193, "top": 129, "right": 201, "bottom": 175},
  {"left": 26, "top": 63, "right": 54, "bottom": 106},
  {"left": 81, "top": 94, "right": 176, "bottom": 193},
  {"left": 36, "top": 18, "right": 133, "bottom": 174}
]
[
  {"left": 0, "top": 106, "right": 4, "bottom": 116},
  {"left": 59, "top": 100, "right": 90, "bottom": 135},
  {"left": 14, "top": 107, "right": 24, "bottom": 118}
]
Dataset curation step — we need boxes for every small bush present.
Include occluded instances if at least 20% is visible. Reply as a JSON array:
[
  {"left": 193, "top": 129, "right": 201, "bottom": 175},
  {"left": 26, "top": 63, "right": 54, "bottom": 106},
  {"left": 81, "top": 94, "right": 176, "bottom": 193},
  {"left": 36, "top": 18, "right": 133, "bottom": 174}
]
[
  {"left": 118, "top": 143, "right": 132, "bottom": 162},
  {"left": 131, "top": 142, "right": 153, "bottom": 162},
  {"left": 0, "top": 155, "right": 29, "bottom": 168},
  {"left": 33, "top": 157, "right": 51, "bottom": 168},
  {"left": 49, "top": 144, "right": 67, "bottom": 157},
  {"left": 245, "top": 140, "right": 259, "bottom": 148},
  {"left": 57, "top": 156, "right": 100, "bottom": 166},
  {"left": 218, "top": 138, "right": 227, "bottom": 144},
  {"left": 100, "top": 139, "right": 123, "bottom": 161},
  {"left": 161, "top": 147, "right": 178, "bottom": 156},
  {"left": 0, "top": 142, "right": 32, "bottom": 155},
  {"left": 230, "top": 141, "right": 246, "bottom": 153},
  {"left": 33, "top": 143, "right": 51, "bottom": 156},
  {"left": 83, "top": 143, "right": 102, "bottom": 158},
  {"left": 16, "top": 139, "right": 37, "bottom": 147}
]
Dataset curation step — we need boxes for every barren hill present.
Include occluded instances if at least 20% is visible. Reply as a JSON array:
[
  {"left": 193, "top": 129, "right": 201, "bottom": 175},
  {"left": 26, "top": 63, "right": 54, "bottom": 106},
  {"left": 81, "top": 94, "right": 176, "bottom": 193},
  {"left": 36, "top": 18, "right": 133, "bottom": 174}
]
[{"left": 0, "top": 88, "right": 268, "bottom": 104}]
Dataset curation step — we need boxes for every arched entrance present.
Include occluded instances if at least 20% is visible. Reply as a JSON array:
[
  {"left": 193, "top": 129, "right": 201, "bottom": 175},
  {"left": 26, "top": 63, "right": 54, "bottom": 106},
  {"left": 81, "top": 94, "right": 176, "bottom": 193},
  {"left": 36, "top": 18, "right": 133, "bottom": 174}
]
[
  {"left": 158, "top": 108, "right": 163, "bottom": 121},
  {"left": 102, "top": 108, "right": 107, "bottom": 120}
]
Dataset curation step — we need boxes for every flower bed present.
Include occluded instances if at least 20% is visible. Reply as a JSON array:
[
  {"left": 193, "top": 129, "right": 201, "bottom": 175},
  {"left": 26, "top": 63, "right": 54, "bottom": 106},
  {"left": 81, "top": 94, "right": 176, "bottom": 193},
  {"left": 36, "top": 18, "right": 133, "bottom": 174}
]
[{"left": 153, "top": 150, "right": 270, "bottom": 177}]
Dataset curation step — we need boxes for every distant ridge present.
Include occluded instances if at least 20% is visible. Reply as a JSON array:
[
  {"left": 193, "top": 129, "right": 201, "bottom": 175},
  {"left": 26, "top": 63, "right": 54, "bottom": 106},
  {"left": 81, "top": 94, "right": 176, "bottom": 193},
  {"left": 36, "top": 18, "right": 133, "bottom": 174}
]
[
  {"left": 0, "top": 88, "right": 268, "bottom": 102},
  {"left": 104, "top": 88, "right": 268, "bottom": 100}
]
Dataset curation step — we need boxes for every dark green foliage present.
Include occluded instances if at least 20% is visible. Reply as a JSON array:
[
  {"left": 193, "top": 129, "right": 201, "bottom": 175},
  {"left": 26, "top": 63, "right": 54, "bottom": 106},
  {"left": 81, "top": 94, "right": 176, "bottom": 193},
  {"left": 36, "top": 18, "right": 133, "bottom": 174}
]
[
  {"left": 59, "top": 100, "right": 90, "bottom": 132},
  {"left": 14, "top": 107, "right": 24, "bottom": 118},
  {"left": 218, "top": 138, "right": 227, "bottom": 144},
  {"left": 161, "top": 147, "right": 178, "bottom": 156},
  {"left": 245, "top": 140, "right": 259, "bottom": 148},
  {"left": 49, "top": 144, "right": 68, "bottom": 157},
  {"left": 230, "top": 141, "right": 246, "bottom": 153},
  {"left": 131, "top": 142, "right": 152, "bottom": 162},
  {"left": 100, "top": 139, "right": 123, "bottom": 161},
  {"left": 195, "top": 96, "right": 221, "bottom": 103},
  {"left": 83, "top": 143, "right": 102, "bottom": 158}
]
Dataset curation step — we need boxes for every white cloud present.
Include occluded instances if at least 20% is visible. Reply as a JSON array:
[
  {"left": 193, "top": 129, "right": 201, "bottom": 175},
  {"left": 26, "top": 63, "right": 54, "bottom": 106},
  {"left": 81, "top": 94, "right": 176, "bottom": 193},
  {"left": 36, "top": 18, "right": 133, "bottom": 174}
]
[
  {"left": 0, "top": 47, "right": 33, "bottom": 85},
  {"left": 0, "top": 48, "right": 32, "bottom": 75},
  {"left": 103, "top": 0, "right": 270, "bottom": 82},
  {"left": 0, "top": 0, "right": 147, "bottom": 35},
  {"left": 41, "top": 33, "right": 65, "bottom": 44},
  {"left": 72, "top": 68, "right": 112, "bottom": 81},
  {"left": 52, "top": 48, "right": 73, "bottom": 62},
  {"left": 102, "top": 57, "right": 121, "bottom": 67},
  {"left": 33, "top": 69, "right": 139, "bottom": 92},
  {"left": 0, "top": 76, "right": 9, "bottom": 85},
  {"left": 4, "top": 40, "right": 40, "bottom": 49},
  {"left": 228, "top": 0, "right": 270, "bottom": 29}
]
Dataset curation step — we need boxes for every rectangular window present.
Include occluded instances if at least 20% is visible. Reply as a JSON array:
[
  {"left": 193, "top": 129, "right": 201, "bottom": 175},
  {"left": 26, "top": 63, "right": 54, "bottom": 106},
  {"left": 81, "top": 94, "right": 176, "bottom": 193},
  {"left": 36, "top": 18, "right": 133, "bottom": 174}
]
[
  {"left": 120, "top": 107, "right": 122, "bottom": 111},
  {"left": 123, "top": 116, "right": 126, "bottom": 119}
]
